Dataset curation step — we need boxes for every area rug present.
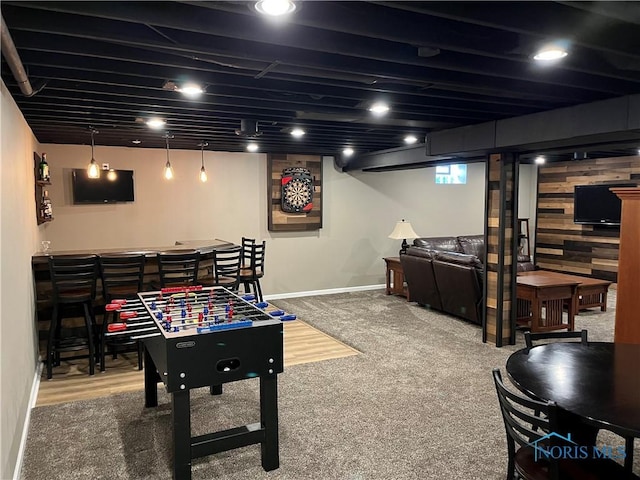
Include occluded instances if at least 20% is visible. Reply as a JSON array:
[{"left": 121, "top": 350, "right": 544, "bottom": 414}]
[{"left": 21, "top": 289, "right": 636, "bottom": 479}]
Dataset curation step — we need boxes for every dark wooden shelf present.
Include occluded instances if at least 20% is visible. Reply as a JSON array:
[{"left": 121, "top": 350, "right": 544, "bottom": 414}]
[{"left": 34, "top": 152, "right": 53, "bottom": 226}]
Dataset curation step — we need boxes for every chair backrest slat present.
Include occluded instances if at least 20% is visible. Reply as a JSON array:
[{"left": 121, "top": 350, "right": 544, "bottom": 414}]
[{"left": 524, "top": 330, "right": 588, "bottom": 352}]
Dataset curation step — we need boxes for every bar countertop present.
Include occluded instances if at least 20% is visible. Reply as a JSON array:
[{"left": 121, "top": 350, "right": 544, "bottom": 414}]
[{"left": 32, "top": 239, "right": 235, "bottom": 264}]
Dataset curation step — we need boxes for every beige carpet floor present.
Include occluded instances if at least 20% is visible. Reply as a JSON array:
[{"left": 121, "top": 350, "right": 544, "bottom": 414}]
[{"left": 20, "top": 288, "right": 638, "bottom": 479}]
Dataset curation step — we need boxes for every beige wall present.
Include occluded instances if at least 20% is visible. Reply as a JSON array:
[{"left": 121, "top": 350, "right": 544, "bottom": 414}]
[
  {"left": 0, "top": 81, "right": 42, "bottom": 479},
  {"left": 38, "top": 144, "right": 489, "bottom": 295}
]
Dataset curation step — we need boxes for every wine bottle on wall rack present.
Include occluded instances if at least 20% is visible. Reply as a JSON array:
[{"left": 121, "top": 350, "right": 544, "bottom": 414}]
[
  {"left": 39, "top": 153, "right": 50, "bottom": 182},
  {"left": 42, "top": 190, "right": 53, "bottom": 220}
]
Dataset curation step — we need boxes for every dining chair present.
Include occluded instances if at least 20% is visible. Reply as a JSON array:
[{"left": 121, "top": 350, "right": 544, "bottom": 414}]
[
  {"left": 492, "top": 368, "right": 637, "bottom": 480},
  {"left": 99, "top": 254, "right": 146, "bottom": 371},
  {"left": 524, "top": 330, "right": 588, "bottom": 352},
  {"left": 238, "top": 240, "right": 266, "bottom": 302},
  {"left": 155, "top": 250, "right": 201, "bottom": 288},
  {"left": 46, "top": 255, "right": 99, "bottom": 379},
  {"left": 199, "top": 246, "right": 242, "bottom": 292}
]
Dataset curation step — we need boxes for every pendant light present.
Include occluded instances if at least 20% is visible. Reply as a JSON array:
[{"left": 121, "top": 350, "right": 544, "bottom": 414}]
[
  {"left": 164, "top": 132, "right": 174, "bottom": 180},
  {"left": 87, "top": 127, "right": 100, "bottom": 178},
  {"left": 199, "top": 142, "right": 208, "bottom": 182}
]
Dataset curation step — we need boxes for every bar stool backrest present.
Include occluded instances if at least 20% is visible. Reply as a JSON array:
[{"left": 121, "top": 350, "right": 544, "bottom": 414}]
[
  {"left": 212, "top": 246, "right": 242, "bottom": 291},
  {"left": 245, "top": 241, "right": 266, "bottom": 276},
  {"left": 156, "top": 250, "right": 200, "bottom": 288},
  {"left": 48, "top": 255, "right": 99, "bottom": 304},
  {"left": 99, "top": 254, "right": 146, "bottom": 302},
  {"left": 241, "top": 237, "right": 256, "bottom": 268}
]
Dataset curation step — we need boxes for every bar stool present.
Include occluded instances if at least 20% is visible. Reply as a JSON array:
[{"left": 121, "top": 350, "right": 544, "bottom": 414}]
[
  {"left": 238, "top": 241, "right": 266, "bottom": 302},
  {"left": 99, "top": 254, "right": 146, "bottom": 371},
  {"left": 156, "top": 250, "right": 200, "bottom": 288},
  {"left": 199, "top": 246, "right": 242, "bottom": 292},
  {"left": 46, "top": 255, "right": 99, "bottom": 379}
]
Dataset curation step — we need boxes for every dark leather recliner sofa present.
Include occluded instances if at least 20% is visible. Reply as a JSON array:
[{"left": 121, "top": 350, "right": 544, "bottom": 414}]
[{"left": 400, "top": 235, "right": 533, "bottom": 325}]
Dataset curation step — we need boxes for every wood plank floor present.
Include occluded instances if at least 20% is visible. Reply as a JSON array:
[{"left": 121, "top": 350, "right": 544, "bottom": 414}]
[{"left": 36, "top": 319, "right": 359, "bottom": 407}]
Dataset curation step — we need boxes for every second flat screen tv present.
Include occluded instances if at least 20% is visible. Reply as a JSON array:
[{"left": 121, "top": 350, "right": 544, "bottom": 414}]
[
  {"left": 72, "top": 169, "right": 135, "bottom": 204},
  {"left": 573, "top": 183, "right": 630, "bottom": 226}
]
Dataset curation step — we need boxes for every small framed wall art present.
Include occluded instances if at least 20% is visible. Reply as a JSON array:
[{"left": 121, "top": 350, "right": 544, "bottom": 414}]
[{"left": 267, "top": 154, "right": 322, "bottom": 231}]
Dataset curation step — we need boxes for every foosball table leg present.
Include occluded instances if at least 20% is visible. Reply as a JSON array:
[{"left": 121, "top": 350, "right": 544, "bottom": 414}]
[
  {"left": 172, "top": 390, "right": 192, "bottom": 480},
  {"left": 259, "top": 375, "right": 279, "bottom": 471},
  {"left": 144, "top": 347, "right": 158, "bottom": 408}
]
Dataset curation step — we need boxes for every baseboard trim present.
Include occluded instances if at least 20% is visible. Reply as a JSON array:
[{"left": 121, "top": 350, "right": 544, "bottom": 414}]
[
  {"left": 13, "top": 361, "right": 42, "bottom": 480},
  {"left": 264, "top": 284, "right": 385, "bottom": 301}
]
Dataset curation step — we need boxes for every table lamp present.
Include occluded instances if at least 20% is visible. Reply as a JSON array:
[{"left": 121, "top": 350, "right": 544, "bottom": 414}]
[{"left": 388, "top": 219, "right": 419, "bottom": 255}]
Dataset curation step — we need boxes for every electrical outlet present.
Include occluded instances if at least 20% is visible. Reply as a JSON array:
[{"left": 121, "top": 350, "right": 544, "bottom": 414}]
[{"left": 102, "top": 163, "right": 109, "bottom": 170}]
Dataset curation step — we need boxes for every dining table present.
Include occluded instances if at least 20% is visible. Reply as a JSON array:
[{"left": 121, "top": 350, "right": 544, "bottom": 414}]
[{"left": 506, "top": 341, "right": 640, "bottom": 471}]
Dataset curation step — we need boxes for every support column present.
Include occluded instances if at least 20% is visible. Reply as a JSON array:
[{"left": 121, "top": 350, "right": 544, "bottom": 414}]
[
  {"left": 611, "top": 187, "right": 640, "bottom": 344},
  {"left": 483, "top": 153, "right": 519, "bottom": 346}
]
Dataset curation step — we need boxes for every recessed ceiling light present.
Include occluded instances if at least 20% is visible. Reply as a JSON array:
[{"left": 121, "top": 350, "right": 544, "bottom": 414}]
[
  {"left": 176, "top": 82, "right": 204, "bottom": 98},
  {"left": 254, "top": 0, "right": 296, "bottom": 16},
  {"left": 404, "top": 135, "right": 418, "bottom": 145},
  {"left": 146, "top": 118, "right": 166, "bottom": 129},
  {"left": 369, "top": 102, "right": 390, "bottom": 116},
  {"left": 290, "top": 128, "right": 306, "bottom": 138},
  {"left": 247, "top": 143, "right": 259, "bottom": 152},
  {"left": 131, "top": 139, "right": 142, "bottom": 145},
  {"left": 533, "top": 47, "right": 568, "bottom": 61},
  {"left": 343, "top": 147, "right": 354, "bottom": 157},
  {"left": 534, "top": 155, "right": 546, "bottom": 164}
]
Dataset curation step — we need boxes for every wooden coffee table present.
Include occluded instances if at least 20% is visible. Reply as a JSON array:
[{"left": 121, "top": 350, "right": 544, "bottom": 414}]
[
  {"left": 516, "top": 272, "right": 579, "bottom": 332},
  {"left": 529, "top": 270, "right": 611, "bottom": 313}
]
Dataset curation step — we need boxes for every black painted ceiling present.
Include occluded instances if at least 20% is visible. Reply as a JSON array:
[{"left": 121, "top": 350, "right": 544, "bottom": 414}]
[{"left": 2, "top": 1, "right": 640, "bottom": 159}]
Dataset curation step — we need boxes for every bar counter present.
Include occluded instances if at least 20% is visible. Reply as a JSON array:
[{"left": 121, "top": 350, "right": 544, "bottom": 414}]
[
  {"left": 32, "top": 239, "right": 235, "bottom": 333},
  {"left": 31, "top": 238, "right": 234, "bottom": 263}
]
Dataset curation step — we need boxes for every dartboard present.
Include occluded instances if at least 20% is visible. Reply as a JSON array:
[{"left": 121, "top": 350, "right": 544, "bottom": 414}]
[{"left": 281, "top": 167, "right": 314, "bottom": 213}]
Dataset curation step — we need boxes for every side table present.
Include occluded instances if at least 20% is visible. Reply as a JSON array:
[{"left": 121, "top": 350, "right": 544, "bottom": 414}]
[{"left": 384, "top": 257, "right": 409, "bottom": 300}]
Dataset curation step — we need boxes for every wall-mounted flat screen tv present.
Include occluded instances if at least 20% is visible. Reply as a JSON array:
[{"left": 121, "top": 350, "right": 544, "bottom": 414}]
[
  {"left": 72, "top": 169, "right": 135, "bottom": 204},
  {"left": 573, "top": 183, "right": 632, "bottom": 226}
]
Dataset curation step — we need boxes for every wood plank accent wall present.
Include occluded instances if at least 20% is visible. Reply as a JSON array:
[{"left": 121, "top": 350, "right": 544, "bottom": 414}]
[
  {"left": 535, "top": 156, "right": 640, "bottom": 282},
  {"left": 484, "top": 154, "right": 518, "bottom": 346}
]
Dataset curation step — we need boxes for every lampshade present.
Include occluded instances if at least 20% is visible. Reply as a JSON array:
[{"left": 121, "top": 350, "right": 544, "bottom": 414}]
[{"left": 388, "top": 219, "right": 418, "bottom": 240}]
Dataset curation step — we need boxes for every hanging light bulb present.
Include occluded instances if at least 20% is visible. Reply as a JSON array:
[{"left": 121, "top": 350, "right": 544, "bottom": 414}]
[
  {"left": 87, "top": 127, "right": 100, "bottom": 178},
  {"left": 199, "top": 142, "right": 208, "bottom": 182},
  {"left": 164, "top": 132, "right": 174, "bottom": 180}
]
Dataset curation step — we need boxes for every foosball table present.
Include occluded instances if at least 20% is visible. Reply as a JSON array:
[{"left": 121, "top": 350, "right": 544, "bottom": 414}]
[{"left": 104, "top": 285, "right": 288, "bottom": 480}]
